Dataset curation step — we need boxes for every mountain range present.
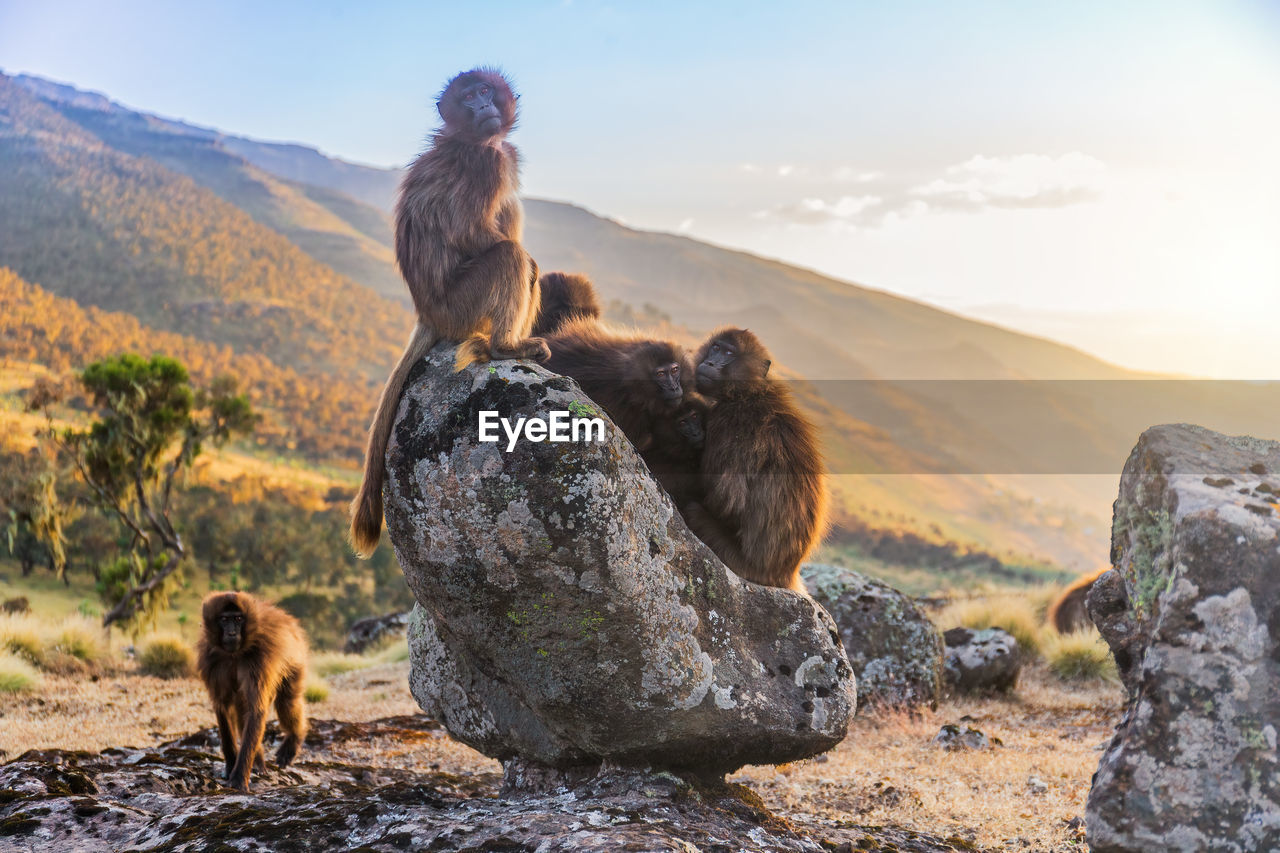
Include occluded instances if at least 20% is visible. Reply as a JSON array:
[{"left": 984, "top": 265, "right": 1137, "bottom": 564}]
[{"left": 4, "top": 71, "right": 1276, "bottom": 581}]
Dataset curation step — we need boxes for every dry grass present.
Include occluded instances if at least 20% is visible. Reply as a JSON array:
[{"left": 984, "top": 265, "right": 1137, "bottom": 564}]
[
  {"left": 1044, "top": 628, "right": 1118, "bottom": 683},
  {"left": 0, "top": 651, "right": 42, "bottom": 693},
  {"left": 935, "top": 593, "right": 1046, "bottom": 655},
  {"left": 138, "top": 633, "right": 196, "bottom": 679},
  {"left": 312, "top": 651, "right": 370, "bottom": 678},
  {"left": 0, "top": 613, "right": 114, "bottom": 673},
  {"left": 0, "top": 657, "right": 1122, "bottom": 850}
]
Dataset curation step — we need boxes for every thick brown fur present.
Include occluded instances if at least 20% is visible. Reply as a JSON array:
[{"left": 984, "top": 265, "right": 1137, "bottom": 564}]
[
  {"left": 195, "top": 591, "right": 309, "bottom": 792},
  {"left": 351, "top": 68, "right": 548, "bottom": 556},
  {"left": 532, "top": 272, "right": 602, "bottom": 337},
  {"left": 1047, "top": 565, "right": 1109, "bottom": 633},
  {"left": 544, "top": 315, "right": 693, "bottom": 453},
  {"left": 642, "top": 393, "right": 710, "bottom": 507},
  {"left": 682, "top": 328, "right": 828, "bottom": 592}
]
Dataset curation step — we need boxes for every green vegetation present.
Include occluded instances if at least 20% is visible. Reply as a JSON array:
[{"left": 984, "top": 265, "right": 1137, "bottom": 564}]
[
  {"left": 0, "top": 650, "right": 41, "bottom": 693},
  {"left": 47, "top": 353, "right": 256, "bottom": 629},
  {"left": 137, "top": 633, "right": 195, "bottom": 678},
  {"left": 303, "top": 678, "right": 330, "bottom": 703}
]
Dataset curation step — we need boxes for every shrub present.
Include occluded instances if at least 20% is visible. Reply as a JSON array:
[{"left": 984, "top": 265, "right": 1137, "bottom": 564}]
[
  {"left": 138, "top": 633, "right": 196, "bottom": 679},
  {"left": 936, "top": 594, "right": 1045, "bottom": 657},
  {"left": 1044, "top": 629, "right": 1117, "bottom": 682},
  {"left": 0, "top": 615, "right": 44, "bottom": 665},
  {"left": 303, "top": 678, "right": 330, "bottom": 703},
  {"left": 0, "top": 651, "right": 41, "bottom": 693},
  {"left": 49, "top": 617, "right": 107, "bottom": 664}
]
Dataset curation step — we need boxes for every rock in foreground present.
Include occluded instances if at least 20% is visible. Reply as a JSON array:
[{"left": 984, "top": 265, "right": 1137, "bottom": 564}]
[
  {"left": 1087, "top": 424, "right": 1280, "bottom": 853},
  {"left": 0, "top": 718, "right": 971, "bottom": 852},
  {"left": 387, "top": 346, "right": 855, "bottom": 775},
  {"left": 802, "top": 563, "right": 943, "bottom": 710}
]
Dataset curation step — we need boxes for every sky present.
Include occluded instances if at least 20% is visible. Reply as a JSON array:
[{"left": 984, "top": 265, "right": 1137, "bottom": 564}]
[{"left": 2, "top": 0, "right": 1278, "bottom": 378}]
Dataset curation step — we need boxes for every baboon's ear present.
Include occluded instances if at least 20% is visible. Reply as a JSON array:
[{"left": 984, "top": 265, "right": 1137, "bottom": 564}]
[{"left": 762, "top": 359, "right": 772, "bottom": 377}]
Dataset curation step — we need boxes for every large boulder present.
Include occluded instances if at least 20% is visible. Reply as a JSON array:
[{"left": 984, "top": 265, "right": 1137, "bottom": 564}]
[
  {"left": 802, "top": 563, "right": 943, "bottom": 710},
  {"left": 387, "top": 345, "right": 856, "bottom": 777},
  {"left": 1086, "top": 424, "right": 1280, "bottom": 852}
]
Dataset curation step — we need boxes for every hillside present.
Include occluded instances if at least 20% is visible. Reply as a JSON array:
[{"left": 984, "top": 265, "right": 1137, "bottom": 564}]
[
  {"left": 14, "top": 71, "right": 1275, "bottom": 578},
  {"left": 0, "top": 76, "right": 407, "bottom": 381}
]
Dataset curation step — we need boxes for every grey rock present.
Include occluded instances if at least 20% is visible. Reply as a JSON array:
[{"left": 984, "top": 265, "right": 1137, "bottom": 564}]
[
  {"left": 387, "top": 345, "right": 856, "bottom": 776},
  {"left": 802, "top": 563, "right": 943, "bottom": 710},
  {"left": 0, "top": 717, "right": 969, "bottom": 852},
  {"left": 942, "top": 627, "right": 1022, "bottom": 693},
  {"left": 932, "top": 723, "right": 998, "bottom": 751},
  {"left": 1087, "top": 424, "right": 1280, "bottom": 853},
  {"left": 343, "top": 610, "right": 409, "bottom": 654}
]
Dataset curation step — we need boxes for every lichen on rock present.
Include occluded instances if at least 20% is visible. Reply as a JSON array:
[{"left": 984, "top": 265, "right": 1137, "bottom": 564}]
[
  {"left": 802, "top": 563, "right": 943, "bottom": 710},
  {"left": 387, "top": 345, "right": 856, "bottom": 776},
  {"left": 1087, "top": 424, "right": 1280, "bottom": 853}
]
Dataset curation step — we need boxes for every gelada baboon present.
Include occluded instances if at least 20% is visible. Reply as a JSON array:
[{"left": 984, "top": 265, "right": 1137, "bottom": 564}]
[
  {"left": 1047, "top": 566, "right": 1108, "bottom": 633},
  {"left": 532, "top": 271, "right": 602, "bottom": 336},
  {"left": 351, "top": 67, "right": 549, "bottom": 557},
  {"left": 642, "top": 393, "right": 710, "bottom": 507},
  {"left": 544, "top": 315, "right": 693, "bottom": 453},
  {"left": 196, "top": 591, "right": 308, "bottom": 792},
  {"left": 682, "top": 328, "right": 828, "bottom": 592}
]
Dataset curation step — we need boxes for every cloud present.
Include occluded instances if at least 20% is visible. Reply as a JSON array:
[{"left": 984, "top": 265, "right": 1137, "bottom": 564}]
[
  {"left": 755, "top": 195, "right": 884, "bottom": 226},
  {"left": 911, "top": 153, "right": 1106, "bottom": 211},
  {"left": 758, "top": 153, "right": 1105, "bottom": 228},
  {"left": 677, "top": 218, "right": 694, "bottom": 232}
]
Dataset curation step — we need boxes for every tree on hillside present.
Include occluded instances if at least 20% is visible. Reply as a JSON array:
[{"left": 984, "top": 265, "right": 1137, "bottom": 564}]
[
  {"left": 47, "top": 354, "right": 256, "bottom": 630},
  {"left": 0, "top": 438, "right": 72, "bottom": 582}
]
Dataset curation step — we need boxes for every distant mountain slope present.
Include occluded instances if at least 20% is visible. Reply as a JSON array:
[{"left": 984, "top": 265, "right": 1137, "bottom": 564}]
[
  {"left": 0, "top": 76, "right": 406, "bottom": 380},
  {"left": 0, "top": 267, "right": 369, "bottom": 460}
]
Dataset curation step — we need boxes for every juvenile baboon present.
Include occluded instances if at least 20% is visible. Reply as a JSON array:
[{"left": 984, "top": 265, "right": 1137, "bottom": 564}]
[
  {"left": 682, "top": 328, "right": 828, "bottom": 592},
  {"left": 642, "top": 393, "right": 710, "bottom": 507},
  {"left": 351, "top": 67, "right": 548, "bottom": 557},
  {"left": 195, "top": 591, "right": 309, "bottom": 792}
]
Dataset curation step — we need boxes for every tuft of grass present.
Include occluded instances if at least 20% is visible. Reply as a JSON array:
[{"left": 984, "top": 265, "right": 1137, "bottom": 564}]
[
  {"left": 0, "top": 614, "right": 45, "bottom": 665},
  {"left": 312, "top": 652, "right": 369, "bottom": 678},
  {"left": 49, "top": 617, "right": 108, "bottom": 664},
  {"left": 303, "top": 678, "right": 330, "bottom": 703},
  {"left": 0, "top": 650, "right": 42, "bottom": 693},
  {"left": 936, "top": 594, "right": 1045, "bottom": 657},
  {"left": 138, "top": 633, "right": 196, "bottom": 679},
  {"left": 1044, "top": 629, "right": 1117, "bottom": 682}
]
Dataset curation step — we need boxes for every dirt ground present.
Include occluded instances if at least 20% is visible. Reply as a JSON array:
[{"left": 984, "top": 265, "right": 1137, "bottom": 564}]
[{"left": 0, "top": 660, "right": 1121, "bottom": 851}]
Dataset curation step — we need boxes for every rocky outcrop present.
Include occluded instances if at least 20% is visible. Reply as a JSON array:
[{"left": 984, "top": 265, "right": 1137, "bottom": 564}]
[
  {"left": 1087, "top": 424, "right": 1280, "bottom": 853},
  {"left": 802, "top": 563, "right": 943, "bottom": 710},
  {"left": 941, "top": 627, "right": 1022, "bottom": 693},
  {"left": 387, "top": 345, "right": 856, "bottom": 776},
  {"left": 0, "top": 717, "right": 972, "bottom": 852}
]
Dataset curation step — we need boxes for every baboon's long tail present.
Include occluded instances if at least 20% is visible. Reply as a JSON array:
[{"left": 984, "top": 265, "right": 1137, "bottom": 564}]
[{"left": 350, "top": 323, "right": 439, "bottom": 557}]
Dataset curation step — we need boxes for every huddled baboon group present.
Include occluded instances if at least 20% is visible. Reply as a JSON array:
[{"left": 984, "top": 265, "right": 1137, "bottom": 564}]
[{"left": 352, "top": 68, "right": 828, "bottom": 592}]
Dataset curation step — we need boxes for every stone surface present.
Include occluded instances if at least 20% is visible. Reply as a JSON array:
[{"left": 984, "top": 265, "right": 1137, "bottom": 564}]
[
  {"left": 1086, "top": 424, "right": 1280, "bottom": 853},
  {"left": 343, "top": 610, "right": 409, "bottom": 654},
  {"left": 931, "top": 724, "right": 999, "bottom": 751},
  {"left": 941, "top": 627, "right": 1022, "bottom": 693},
  {"left": 0, "top": 717, "right": 974, "bottom": 852},
  {"left": 802, "top": 563, "right": 943, "bottom": 711},
  {"left": 387, "top": 345, "right": 856, "bottom": 775}
]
